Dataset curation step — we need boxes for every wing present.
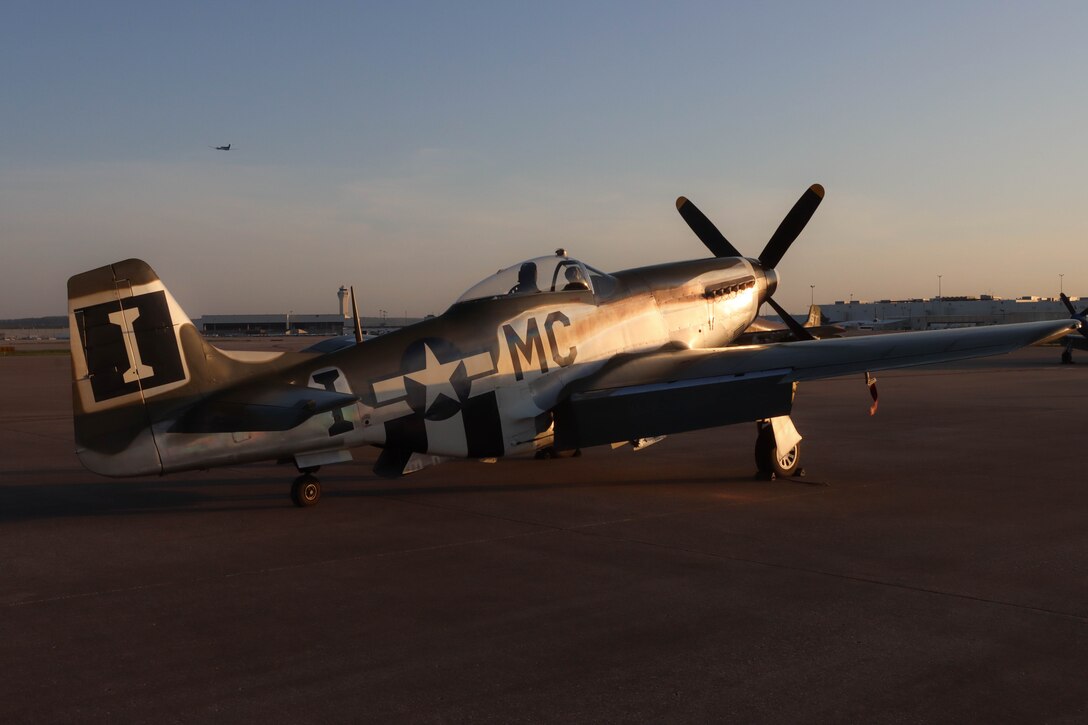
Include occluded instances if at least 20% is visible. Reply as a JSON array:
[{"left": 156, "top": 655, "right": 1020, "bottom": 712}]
[{"left": 553, "top": 320, "right": 1077, "bottom": 449}]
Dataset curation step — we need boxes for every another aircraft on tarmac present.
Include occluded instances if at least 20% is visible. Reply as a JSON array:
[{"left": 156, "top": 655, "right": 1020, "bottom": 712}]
[
  {"left": 733, "top": 305, "right": 844, "bottom": 345},
  {"left": 66, "top": 184, "right": 1079, "bottom": 506}
]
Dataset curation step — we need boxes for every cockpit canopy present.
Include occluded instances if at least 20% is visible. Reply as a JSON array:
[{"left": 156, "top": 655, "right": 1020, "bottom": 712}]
[{"left": 455, "top": 255, "right": 616, "bottom": 304}]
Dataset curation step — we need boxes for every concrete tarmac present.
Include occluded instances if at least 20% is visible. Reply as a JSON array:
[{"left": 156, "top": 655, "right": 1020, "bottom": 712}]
[{"left": 1, "top": 347, "right": 1086, "bottom": 723}]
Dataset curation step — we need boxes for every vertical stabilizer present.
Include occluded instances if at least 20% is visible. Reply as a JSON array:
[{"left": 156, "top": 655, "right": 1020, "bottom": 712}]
[{"left": 68, "top": 259, "right": 194, "bottom": 476}]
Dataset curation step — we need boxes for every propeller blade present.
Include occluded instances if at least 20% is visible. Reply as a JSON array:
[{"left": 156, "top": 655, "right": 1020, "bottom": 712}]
[
  {"left": 350, "top": 285, "right": 363, "bottom": 343},
  {"left": 765, "top": 296, "right": 816, "bottom": 341},
  {"left": 1059, "top": 293, "right": 1088, "bottom": 339},
  {"left": 676, "top": 197, "right": 743, "bottom": 258},
  {"left": 758, "top": 184, "right": 824, "bottom": 269}
]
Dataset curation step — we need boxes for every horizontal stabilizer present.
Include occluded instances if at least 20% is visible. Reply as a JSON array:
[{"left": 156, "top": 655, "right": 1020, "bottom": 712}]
[
  {"left": 302, "top": 334, "right": 360, "bottom": 354},
  {"left": 172, "top": 385, "right": 359, "bottom": 433}
]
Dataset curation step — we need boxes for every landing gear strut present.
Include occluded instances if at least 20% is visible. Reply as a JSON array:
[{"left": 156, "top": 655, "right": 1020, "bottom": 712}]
[
  {"left": 754, "top": 420, "right": 803, "bottom": 479},
  {"left": 291, "top": 473, "right": 322, "bottom": 507}
]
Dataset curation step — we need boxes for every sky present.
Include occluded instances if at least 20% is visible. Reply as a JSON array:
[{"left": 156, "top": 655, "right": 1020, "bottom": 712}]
[{"left": 3, "top": 1, "right": 1087, "bottom": 319}]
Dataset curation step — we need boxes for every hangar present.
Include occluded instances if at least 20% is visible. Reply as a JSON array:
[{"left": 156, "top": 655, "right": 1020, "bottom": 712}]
[
  {"left": 817, "top": 295, "right": 1084, "bottom": 330},
  {"left": 195, "top": 314, "right": 427, "bottom": 337},
  {"left": 197, "top": 313, "right": 349, "bottom": 337}
]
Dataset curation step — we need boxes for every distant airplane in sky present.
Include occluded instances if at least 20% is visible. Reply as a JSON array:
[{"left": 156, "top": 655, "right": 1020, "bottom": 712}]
[{"left": 213, "top": 144, "right": 231, "bottom": 151}]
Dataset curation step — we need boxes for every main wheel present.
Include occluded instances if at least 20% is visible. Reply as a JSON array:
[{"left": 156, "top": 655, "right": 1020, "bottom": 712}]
[
  {"left": 1061, "top": 349, "right": 1073, "bottom": 364},
  {"left": 291, "top": 474, "right": 322, "bottom": 507},
  {"left": 755, "top": 426, "right": 801, "bottom": 478}
]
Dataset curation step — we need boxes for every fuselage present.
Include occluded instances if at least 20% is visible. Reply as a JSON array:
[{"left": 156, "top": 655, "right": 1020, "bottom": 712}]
[{"left": 146, "top": 255, "right": 778, "bottom": 473}]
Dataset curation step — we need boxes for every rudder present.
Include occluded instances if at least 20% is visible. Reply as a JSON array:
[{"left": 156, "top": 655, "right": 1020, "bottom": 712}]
[{"left": 68, "top": 259, "right": 195, "bottom": 476}]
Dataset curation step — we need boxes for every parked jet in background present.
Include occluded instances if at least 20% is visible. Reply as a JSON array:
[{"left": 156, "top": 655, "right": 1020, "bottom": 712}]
[
  {"left": 733, "top": 305, "right": 844, "bottom": 345},
  {"left": 67, "top": 184, "right": 1078, "bottom": 506}
]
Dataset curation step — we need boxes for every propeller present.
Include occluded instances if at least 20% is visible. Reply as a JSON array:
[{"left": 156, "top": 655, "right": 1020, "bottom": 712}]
[
  {"left": 1060, "top": 292, "right": 1088, "bottom": 339},
  {"left": 759, "top": 184, "right": 824, "bottom": 268},
  {"left": 675, "top": 197, "right": 742, "bottom": 258},
  {"left": 350, "top": 285, "right": 364, "bottom": 343},
  {"left": 676, "top": 184, "right": 825, "bottom": 342},
  {"left": 677, "top": 184, "right": 824, "bottom": 266},
  {"left": 764, "top": 297, "right": 815, "bottom": 341}
]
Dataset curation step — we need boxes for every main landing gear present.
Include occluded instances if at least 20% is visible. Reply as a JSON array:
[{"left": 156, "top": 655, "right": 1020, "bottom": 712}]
[
  {"left": 291, "top": 469, "right": 322, "bottom": 507},
  {"left": 287, "top": 450, "right": 358, "bottom": 506},
  {"left": 754, "top": 418, "right": 803, "bottom": 480}
]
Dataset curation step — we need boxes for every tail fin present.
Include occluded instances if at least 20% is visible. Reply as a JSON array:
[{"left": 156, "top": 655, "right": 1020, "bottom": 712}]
[
  {"left": 69, "top": 259, "right": 323, "bottom": 476},
  {"left": 805, "top": 304, "right": 822, "bottom": 328},
  {"left": 69, "top": 259, "right": 201, "bottom": 475}
]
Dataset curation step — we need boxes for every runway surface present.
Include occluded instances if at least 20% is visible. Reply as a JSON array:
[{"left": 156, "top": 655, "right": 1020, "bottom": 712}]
[{"left": 2, "top": 346, "right": 1086, "bottom": 722}]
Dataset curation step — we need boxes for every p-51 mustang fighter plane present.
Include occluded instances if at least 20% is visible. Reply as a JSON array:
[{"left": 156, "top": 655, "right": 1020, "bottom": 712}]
[{"left": 67, "top": 184, "right": 1079, "bottom": 506}]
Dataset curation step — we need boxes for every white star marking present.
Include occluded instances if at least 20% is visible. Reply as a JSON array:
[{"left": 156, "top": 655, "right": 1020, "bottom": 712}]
[{"left": 404, "top": 343, "right": 463, "bottom": 413}]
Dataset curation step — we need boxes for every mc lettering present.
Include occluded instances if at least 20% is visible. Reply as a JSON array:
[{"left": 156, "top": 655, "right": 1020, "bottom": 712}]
[{"left": 503, "top": 313, "right": 578, "bottom": 381}]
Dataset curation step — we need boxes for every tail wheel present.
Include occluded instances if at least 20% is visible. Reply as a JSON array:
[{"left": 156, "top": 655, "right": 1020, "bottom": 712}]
[
  {"left": 755, "top": 425, "right": 801, "bottom": 478},
  {"left": 291, "top": 474, "right": 322, "bottom": 507}
]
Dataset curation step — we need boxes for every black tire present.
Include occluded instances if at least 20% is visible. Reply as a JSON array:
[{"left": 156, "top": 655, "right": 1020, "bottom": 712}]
[
  {"left": 755, "top": 426, "right": 801, "bottom": 478},
  {"left": 1061, "top": 349, "right": 1073, "bottom": 364},
  {"left": 291, "top": 474, "right": 321, "bottom": 507}
]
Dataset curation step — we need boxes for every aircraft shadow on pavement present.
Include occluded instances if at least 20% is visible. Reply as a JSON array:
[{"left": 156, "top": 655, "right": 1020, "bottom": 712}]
[
  {"left": 0, "top": 465, "right": 795, "bottom": 522},
  {"left": 0, "top": 476, "right": 286, "bottom": 522}
]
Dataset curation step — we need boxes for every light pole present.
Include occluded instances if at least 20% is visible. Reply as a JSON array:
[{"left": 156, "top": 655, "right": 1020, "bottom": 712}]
[
  {"left": 810, "top": 284, "right": 815, "bottom": 306},
  {"left": 1060, "top": 274, "right": 1064, "bottom": 295},
  {"left": 938, "top": 275, "right": 942, "bottom": 300}
]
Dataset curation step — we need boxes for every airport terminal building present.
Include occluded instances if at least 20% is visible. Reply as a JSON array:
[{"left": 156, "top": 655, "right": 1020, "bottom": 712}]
[
  {"left": 197, "top": 314, "right": 349, "bottom": 337},
  {"left": 194, "top": 286, "right": 426, "bottom": 337},
  {"left": 818, "top": 295, "right": 1084, "bottom": 330},
  {"left": 194, "top": 314, "right": 425, "bottom": 337}
]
